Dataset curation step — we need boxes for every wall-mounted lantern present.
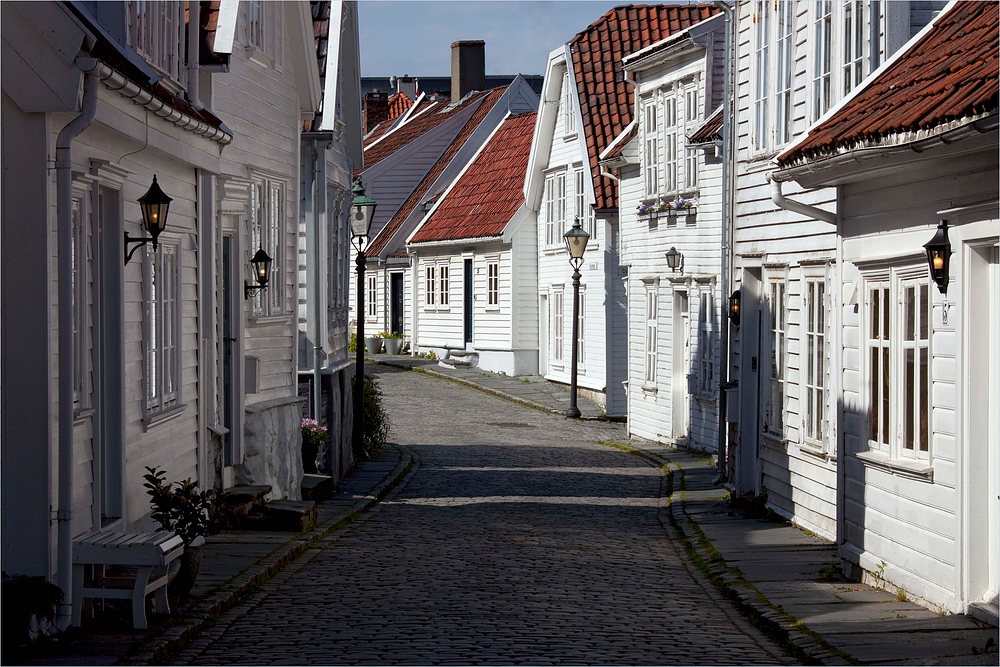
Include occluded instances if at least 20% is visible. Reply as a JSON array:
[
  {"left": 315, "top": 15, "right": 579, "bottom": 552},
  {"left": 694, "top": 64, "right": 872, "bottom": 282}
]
[
  {"left": 124, "top": 175, "right": 172, "bottom": 264},
  {"left": 664, "top": 246, "right": 684, "bottom": 273},
  {"left": 244, "top": 246, "right": 273, "bottom": 299},
  {"left": 728, "top": 289, "right": 741, "bottom": 327},
  {"left": 923, "top": 219, "right": 951, "bottom": 293}
]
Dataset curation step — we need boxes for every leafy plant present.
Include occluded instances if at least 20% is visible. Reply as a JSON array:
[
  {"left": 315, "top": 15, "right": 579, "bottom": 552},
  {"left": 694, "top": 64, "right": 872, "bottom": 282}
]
[
  {"left": 379, "top": 330, "right": 404, "bottom": 340},
  {"left": 355, "top": 374, "right": 391, "bottom": 459},
  {"left": 348, "top": 334, "right": 357, "bottom": 353},
  {"left": 301, "top": 418, "right": 328, "bottom": 474},
  {"left": 143, "top": 467, "right": 216, "bottom": 546}
]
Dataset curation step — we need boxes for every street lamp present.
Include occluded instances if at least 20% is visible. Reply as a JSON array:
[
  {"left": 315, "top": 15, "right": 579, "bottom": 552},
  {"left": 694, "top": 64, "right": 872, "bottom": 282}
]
[
  {"left": 125, "top": 175, "right": 172, "bottom": 264},
  {"left": 351, "top": 179, "right": 377, "bottom": 457},
  {"left": 563, "top": 217, "right": 590, "bottom": 418}
]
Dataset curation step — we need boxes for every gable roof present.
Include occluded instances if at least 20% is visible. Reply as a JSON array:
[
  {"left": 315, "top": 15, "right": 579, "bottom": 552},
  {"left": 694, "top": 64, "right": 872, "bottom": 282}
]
[
  {"left": 777, "top": 0, "right": 998, "bottom": 168},
  {"left": 387, "top": 92, "right": 413, "bottom": 120},
  {"left": 569, "top": 3, "right": 720, "bottom": 210},
  {"left": 365, "top": 86, "right": 508, "bottom": 256},
  {"left": 410, "top": 112, "right": 537, "bottom": 244}
]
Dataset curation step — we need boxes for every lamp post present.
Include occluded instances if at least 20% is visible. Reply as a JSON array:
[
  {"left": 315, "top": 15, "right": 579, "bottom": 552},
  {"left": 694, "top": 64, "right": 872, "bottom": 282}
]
[
  {"left": 563, "top": 217, "right": 590, "bottom": 418},
  {"left": 351, "top": 179, "right": 377, "bottom": 456}
]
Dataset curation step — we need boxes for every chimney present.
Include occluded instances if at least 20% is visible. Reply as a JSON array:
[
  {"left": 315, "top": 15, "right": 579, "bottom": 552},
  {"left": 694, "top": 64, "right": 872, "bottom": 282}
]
[
  {"left": 450, "top": 40, "right": 485, "bottom": 103},
  {"left": 362, "top": 91, "right": 389, "bottom": 134},
  {"left": 394, "top": 75, "right": 418, "bottom": 100}
]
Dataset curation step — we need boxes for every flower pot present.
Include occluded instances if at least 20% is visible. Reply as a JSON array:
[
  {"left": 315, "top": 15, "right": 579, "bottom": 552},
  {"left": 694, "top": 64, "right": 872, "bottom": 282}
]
[
  {"left": 364, "top": 337, "right": 382, "bottom": 355},
  {"left": 383, "top": 338, "right": 403, "bottom": 355},
  {"left": 167, "top": 538, "right": 203, "bottom": 598}
]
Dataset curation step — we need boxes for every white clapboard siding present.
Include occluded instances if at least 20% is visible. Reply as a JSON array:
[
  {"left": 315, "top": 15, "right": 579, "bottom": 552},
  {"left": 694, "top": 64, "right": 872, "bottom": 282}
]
[{"left": 512, "top": 222, "right": 539, "bottom": 350}]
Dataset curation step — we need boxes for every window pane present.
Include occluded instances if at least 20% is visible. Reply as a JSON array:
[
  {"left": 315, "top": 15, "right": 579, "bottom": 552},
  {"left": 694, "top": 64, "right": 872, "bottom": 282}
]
[
  {"left": 881, "top": 347, "right": 890, "bottom": 445},
  {"left": 904, "top": 347, "right": 915, "bottom": 450},
  {"left": 919, "top": 347, "right": 929, "bottom": 451}
]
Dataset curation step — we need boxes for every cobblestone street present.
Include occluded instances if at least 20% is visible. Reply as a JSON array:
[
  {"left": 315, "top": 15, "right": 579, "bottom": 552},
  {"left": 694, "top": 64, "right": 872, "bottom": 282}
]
[{"left": 177, "top": 367, "right": 794, "bottom": 665}]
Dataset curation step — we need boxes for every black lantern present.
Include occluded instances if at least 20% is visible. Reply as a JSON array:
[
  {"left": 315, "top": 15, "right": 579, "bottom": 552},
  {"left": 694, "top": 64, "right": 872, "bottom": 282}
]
[
  {"left": 125, "top": 175, "right": 173, "bottom": 264},
  {"left": 244, "top": 246, "right": 273, "bottom": 299},
  {"left": 351, "top": 179, "right": 377, "bottom": 240},
  {"left": 664, "top": 247, "right": 684, "bottom": 273},
  {"left": 923, "top": 219, "right": 951, "bottom": 293},
  {"left": 728, "top": 289, "right": 741, "bottom": 327},
  {"left": 563, "top": 217, "right": 591, "bottom": 262}
]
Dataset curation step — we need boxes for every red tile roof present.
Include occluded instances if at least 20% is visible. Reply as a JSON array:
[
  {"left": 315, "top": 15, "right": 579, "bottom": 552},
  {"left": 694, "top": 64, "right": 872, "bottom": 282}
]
[
  {"left": 366, "top": 87, "right": 508, "bottom": 256},
  {"left": 569, "top": 3, "right": 720, "bottom": 210},
  {"left": 689, "top": 105, "right": 723, "bottom": 144},
  {"left": 778, "top": 1, "right": 999, "bottom": 167},
  {"left": 387, "top": 92, "right": 413, "bottom": 121},
  {"left": 410, "top": 112, "right": 537, "bottom": 244}
]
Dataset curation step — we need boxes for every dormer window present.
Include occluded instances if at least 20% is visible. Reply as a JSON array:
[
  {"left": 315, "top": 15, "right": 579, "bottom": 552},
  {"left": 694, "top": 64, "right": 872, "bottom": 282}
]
[
  {"left": 245, "top": 0, "right": 283, "bottom": 66},
  {"left": 562, "top": 71, "right": 577, "bottom": 137},
  {"left": 126, "top": 1, "right": 185, "bottom": 83}
]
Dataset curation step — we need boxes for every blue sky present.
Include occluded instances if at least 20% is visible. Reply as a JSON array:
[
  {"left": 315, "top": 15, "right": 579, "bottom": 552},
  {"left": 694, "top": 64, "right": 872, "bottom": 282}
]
[{"left": 358, "top": 1, "right": 625, "bottom": 77}]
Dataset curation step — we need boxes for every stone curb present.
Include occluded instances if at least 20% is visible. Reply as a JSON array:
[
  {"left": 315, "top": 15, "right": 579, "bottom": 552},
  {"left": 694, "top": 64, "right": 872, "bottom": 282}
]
[
  {"left": 123, "top": 444, "right": 415, "bottom": 665},
  {"left": 628, "top": 443, "right": 856, "bottom": 667}
]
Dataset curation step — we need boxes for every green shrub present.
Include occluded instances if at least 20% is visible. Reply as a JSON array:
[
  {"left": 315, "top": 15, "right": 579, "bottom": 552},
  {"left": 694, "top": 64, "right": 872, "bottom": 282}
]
[
  {"left": 143, "top": 467, "right": 217, "bottom": 545},
  {"left": 359, "top": 374, "right": 391, "bottom": 459},
  {"left": 348, "top": 334, "right": 357, "bottom": 353}
]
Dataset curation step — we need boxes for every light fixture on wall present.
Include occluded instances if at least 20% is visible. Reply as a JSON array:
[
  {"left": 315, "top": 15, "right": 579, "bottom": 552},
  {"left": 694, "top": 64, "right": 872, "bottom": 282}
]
[
  {"left": 923, "top": 219, "right": 951, "bottom": 293},
  {"left": 728, "top": 289, "right": 741, "bottom": 327},
  {"left": 664, "top": 246, "right": 684, "bottom": 273},
  {"left": 244, "top": 246, "right": 273, "bottom": 299},
  {"left": 124, "top": 175, "right": 172, "bottom": 264},
  {"left": 563, "top": 217, "right": 590, "bottom": 419}
]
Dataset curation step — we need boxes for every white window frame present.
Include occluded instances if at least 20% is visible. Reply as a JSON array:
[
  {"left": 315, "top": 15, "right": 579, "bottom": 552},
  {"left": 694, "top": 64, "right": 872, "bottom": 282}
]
[
  {"left": 143, "top": 239, "right": 181, "bottom": 420},
  {"left": 763, "top": 274, "right": 787, "bottom": 438},
  {"left": 576, "top": 285, "right": 586, "bottom": 369},
  {"left": 573, "top": 165, "right": 597, "bottom": 243},
  {"left": 367, "top": 274, "right": 377, "bottom": 319},
  {"left": 551, "top": 287, "right": 564, "bottom": 367},
  {"left": 811, "top": 0, "right": 879, "bottom": 122},
  {"left": 244, "top": 0, "right": 283, "bottom": 66},
  {"left": 663, "top": 91, "right": 679, "bottom": 194},
  {"left": 863, "top": 266, "right": 932, "bottom": 461},
  {"left": 812, "top": 0, "right": 834, "bottom": 121},
  {"left": 439, "top": 262, "right": 450, "bottom": 308},
  {"left": 752, "top": 0, "right": 772, "bottom": 152},
  {"left": 802, "top": 271, "right": 830, "bottom": 450},
  {"left": 683, "top": 81, "right": 700, "bottom": 191},
  {"left": 543, "top": 171, "right": 568, "bottom": 248},
  {"left": 697, "top": 288, "right": 716, "bottom": 397},
  {"left": 424, "top": 265, "right": 436, "bottom": 308},
  {"left": 126, "top": 1, "right": 185, "bottom": 83},
  {"left": 644, "top": 285, "right": 659, "bottom": 385},
  {"left": 486, "top": 260, "right": 500, "bottom": 310},
  {"left": 562, "top": 70, "right": 577, "bottom": 137},
  {"left": 72, "top": 180, "right": 94, "bottom": 410},
  {"left": 250, "top": 177, "right": 286, "bottom": 318},
  {"left": 641, "top": 95, "right": 659, "bottom": 198}
]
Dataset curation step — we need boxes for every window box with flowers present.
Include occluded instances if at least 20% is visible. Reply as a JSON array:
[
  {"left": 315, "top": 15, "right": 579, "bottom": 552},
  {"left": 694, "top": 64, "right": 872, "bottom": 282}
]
[{"left": 637, "top": 198, "right": 697, "bottom": 226}]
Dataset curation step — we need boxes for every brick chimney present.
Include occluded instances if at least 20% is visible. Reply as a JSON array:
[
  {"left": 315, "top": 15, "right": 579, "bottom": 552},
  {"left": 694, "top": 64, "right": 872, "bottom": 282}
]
[
  {"left": 450, "top": 40, "right": 485, "bottom": 103},
  {"left": 362, "top": 91, "right": 389, "bottom": 134}
]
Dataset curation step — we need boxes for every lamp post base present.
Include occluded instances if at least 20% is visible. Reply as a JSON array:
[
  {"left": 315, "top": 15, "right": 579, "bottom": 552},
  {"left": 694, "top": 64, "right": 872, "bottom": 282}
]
[{"left": 565, "top": 406, "right": 581, "bottom": 419}]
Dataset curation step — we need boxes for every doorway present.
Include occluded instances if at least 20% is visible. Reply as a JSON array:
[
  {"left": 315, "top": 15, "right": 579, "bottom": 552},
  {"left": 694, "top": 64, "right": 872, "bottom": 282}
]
[
  {"left": 221, "top": 234, "right": 238, "bottom": 467},
  {"left": 390, "top": 273, "right": 404, "bottom": 336},
  {"left": 672, "top": 290, "right": 690, "bottom": 441},
  {"left": 738, "top": 268, "right": 762, "bottom": 496},
  {"left": 464, "top": 258, "right": 473, "bottom": 346}
]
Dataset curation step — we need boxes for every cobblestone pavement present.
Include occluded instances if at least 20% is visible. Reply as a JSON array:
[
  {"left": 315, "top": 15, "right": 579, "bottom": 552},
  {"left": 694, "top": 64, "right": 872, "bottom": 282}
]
[{"left": 176, "top": 366, "right": 797, "bottom": 665}]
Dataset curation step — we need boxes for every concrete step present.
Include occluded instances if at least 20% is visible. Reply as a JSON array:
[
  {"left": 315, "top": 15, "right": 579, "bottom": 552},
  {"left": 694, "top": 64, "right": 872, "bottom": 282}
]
[
  {"left": 301, "top": 474, "right": 334, "bottom": 502},
  {"left": 264, "top": 500, "right": 317, "bottom": 532},
  {"left": 219, "top": 485, "right": 272, "bottom": 529}
]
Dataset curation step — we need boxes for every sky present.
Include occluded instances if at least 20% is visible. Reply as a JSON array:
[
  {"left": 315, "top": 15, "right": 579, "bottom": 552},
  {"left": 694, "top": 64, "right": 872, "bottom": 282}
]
[{"left": 358, "top": 1, "right": 627, "bottom": 78}]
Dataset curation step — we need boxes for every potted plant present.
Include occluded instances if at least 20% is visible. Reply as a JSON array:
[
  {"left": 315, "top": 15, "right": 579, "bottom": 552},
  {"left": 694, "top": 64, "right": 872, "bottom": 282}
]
[
  {"left": 364, "top": 333, "right": 382, "bottom": 355},
  {"left": 301, "top": 418, "right": 327, "bottom": 474},
  {"left": 143, "top": 467, "right": 216, "bottom": 597},
  {"left": 381, "top": 330, "right": 405, "bottom": 355}
]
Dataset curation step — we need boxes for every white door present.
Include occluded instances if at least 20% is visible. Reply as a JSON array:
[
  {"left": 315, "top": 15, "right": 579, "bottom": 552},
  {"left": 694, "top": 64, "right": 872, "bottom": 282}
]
[
  {"left": 672, "top": 290, "right": 690, "bottom": 440},
  {"left": 738, "top": 269, "right": 762, "bottom": 496},
  {"left": 539, "top": 294, "right": 548, "bottom": 373}
]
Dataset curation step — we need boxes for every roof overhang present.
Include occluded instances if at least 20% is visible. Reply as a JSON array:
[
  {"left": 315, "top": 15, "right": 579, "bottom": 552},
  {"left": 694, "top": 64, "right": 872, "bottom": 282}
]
[{"left": 622, "top": 13, "right": 724, "bottom": 73}]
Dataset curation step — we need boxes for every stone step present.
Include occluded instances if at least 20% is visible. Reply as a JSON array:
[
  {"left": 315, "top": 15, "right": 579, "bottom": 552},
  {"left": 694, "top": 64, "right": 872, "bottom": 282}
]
[
  {"left": 264, "top": 500, "right": 317, "bottom": 532},
  {"left": 219, "top": 485, "right": 272, "bottom": 529},
  {"left": 301, "top": 474, "right": 334, "bottom": 502}
]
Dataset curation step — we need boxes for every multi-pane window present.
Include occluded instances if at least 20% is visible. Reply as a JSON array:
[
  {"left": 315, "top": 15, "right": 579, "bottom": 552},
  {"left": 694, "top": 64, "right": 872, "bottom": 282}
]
[
  {"left": 574, "top": 167, "right": 597, "bottom": 240},
  {"left": 367, "top": 274, "right": 377, "bottom": 317},
  {"left": 683, "top": 83, "right": 699, "bottom": 190},
  {"left": 72, "top": 185, "right": 92, "bottom": 408},
  {"left": 753, "top": 0, "right": 772, "bottom": 151},
  {"left": 145, "top": 243, "right": 180, "bottom": 416},
  {"left": 551, "top": 289, "right": 564, "bottom": 364},
  {"left": 764, "top": 279, "right": 787, "bottom": 435},
  {"left": 663, "top": 93, "right": 678, "bottom": 193},
  {"left": 425, "top": 266, "right": 436, "bottom": 306},
  {"left": 245, "top": 0, "right": 282, "bottom": 63},
  {"left": 813, "top": 1, "right": 834, "bottom": 119},
  {"left": 562, "top": 71, "right": 576, "bottom": 136},
  {"left": 577, "top": 287, "right": 586, "bottom": 367},
  {"left": 842, "top": 0, "right": 866, "bottom": 95},
  {"left": 644, "top": 286, "right": 658, "bottom": 383},
  {"left": 803, "top": 277, "right": 828, "bottom": 445},
  {"left": 543, "top": 172, "right": 567, "bottom": 246},
  {"left": 865, "top": 271, "right": 931, "bottom": 459},
  {"left": 698, "top": 290, "right": 715, "bottom": 395},
  {"left": 439, "top": 264, "right": 450, "bottom": 306},
  {"left": 775, "top": 0, "right": 796, "bottom": 145},
  {"left": 126, "top": 1, "right": 185, "bottom": 81},
  {"left": 250, "top": 178, "right": 285, "bottom": 317},
  {"left": 642, "top": 97, "right": 659, "bottom": 197},
  {"left": 487, "top": 261, "right": 499, "bottom": 307}
]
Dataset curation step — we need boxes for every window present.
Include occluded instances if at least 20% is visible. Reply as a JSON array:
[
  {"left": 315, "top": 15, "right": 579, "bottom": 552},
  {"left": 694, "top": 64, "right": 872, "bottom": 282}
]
[
  {"left": 367, "top": 274, "right": 377, "bottom": 318},
  {"left": 574, "top": 167, "right": 597, "bottom": 240},
  {"left": 562, "top": 71, "right": 576, "bottom": 136},
  {"left": 425, "top": 266, "right": 436, "bottom": 307},
  {"left": 72, "top": 183, "right": 93, "bottom": 408},
  {"left": 642, "top": 97, "right": 659, "bottom": 197},
  {"left": 645, "top": 286, "right": 658, "bottom": 384},
  {"left": 487, "top": 261, "right": 499, "bottom": 307},
  {"left": 245, "top": 0, "right": 282, "bottom": 63},
  {"left": 775, "top": 0, "right": 796, "bottom": 145},
  {"left": 803, "top": 276, "right": 828, "bottom": 446},
  {"left": 697, "top": 289, "right": 715, "bottom": 396},
  {"left": 543, "top": 171, "right": 567, "bottom": 247},
  {"left": 752, "top": 0, "right": 772, "bottom": 151},
  {"left": 683, "top": 82, "right": 699, "bottom": 190},
  {"left": 126, "top": 1, "right": 185, "bottom": 81},
  {"left": 842, "top": 0, "right": 866, "bottom": 95},
  {"left": 144, "top": 242, "right": 180, "bottom": 417},
  {"left": 551, "top": 289, "right": 564, "bottom": 365},
  {"left": 250, "top": 178, "right": 285, "bottom": 317},
  {"left": 813, "top": 1, "right": 833, "bottom": 119},
  {"left": 439, "top": 264, "right": 450, "bottom": 306},
  {"left": 663, "top": 92, "right": 678, "bottom": 193},
  {"left": 866, "top": 270, "right": 931, "bottom": 459},
  {"left": 577, "top": 286, "right": 586, "bottom": 367},
  {"left": 764, "top": 278, "right": 787, "bottom": 436}
]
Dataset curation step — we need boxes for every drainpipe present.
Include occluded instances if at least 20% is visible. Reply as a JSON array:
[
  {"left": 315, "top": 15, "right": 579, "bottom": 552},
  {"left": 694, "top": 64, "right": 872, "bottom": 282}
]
[
  {"left": 714, "top": 0, "right": 734, "bottom": 485},
  {"left": 187, "top": 0, "right": 202, "bottom": 110},
  {"left": 55, "top": 65, "right": 100, "bottom": 629},
  {"left": 769, "top": 175, "right": 836, "bottom": 225},
  {"left": 312, "top": 140, "right": 323, "bottom": 422}
]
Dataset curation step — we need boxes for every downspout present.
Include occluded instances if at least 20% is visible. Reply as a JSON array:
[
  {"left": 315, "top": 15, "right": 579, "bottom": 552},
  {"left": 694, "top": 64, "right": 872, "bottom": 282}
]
[
  {"left": 187, "top": 0, "right": 203, "bottom": 110},
  {"left": 56, "top": 63, "right": 100, "bottom": 629},
  {"left": 311, "top": 141, "right": 323, "bottom": 421},
  {"left": 714, "top": 0, "right": 734, "bottom": 485},
  {"left": 769, "top": 175, "right": 836, "bottom": 225}
]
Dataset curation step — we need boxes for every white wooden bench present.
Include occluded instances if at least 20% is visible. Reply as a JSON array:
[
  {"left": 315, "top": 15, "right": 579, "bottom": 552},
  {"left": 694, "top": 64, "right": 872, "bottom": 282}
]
[{"left": 72, "top": 530, "right": 185, "bottom": 629}]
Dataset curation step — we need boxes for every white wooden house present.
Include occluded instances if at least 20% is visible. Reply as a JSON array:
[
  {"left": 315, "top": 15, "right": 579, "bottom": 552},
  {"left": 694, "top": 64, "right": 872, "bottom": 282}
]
[
  {"left": 773, "top": 0, "right": 998, "bottom": 620},
  {"left": 0, "top": 0, "right": 355, "bottom": 626},
  {"left": 612, "top": 12, "right": 726, "bottom": 452},
  {"left": 406, "top": 112, "right": 538, "bottom": 373},
  {"left": 525, "top": 4, "right": 719, "bottom": 417},
  {"left": 728, "top": 0, "right": 946, "bottom": 543}
]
